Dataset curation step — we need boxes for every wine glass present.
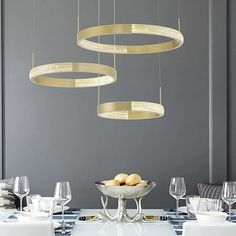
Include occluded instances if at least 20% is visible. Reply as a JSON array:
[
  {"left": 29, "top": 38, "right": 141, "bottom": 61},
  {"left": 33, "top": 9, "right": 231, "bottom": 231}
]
[
  {"left": 13, "top": 176, "right": 30, "bottom": 212},
  {"left": 54, "top": 182, "right": 72, "bottom": 234},
  {"left": 169, "top": 177, "right": 186, "bottom": 217},
  {"left": 221, "top": 181, "right": 236, "bottom": 221}
]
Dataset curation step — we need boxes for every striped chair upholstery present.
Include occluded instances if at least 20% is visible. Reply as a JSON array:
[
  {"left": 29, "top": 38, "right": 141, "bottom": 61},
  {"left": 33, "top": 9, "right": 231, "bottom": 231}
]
[
  {"left": 197, "top": 183, "right": 222, "bottom": 199},
  {"left": 197, "top": 183, "right": 236, "bottom": 210},
  {"left": 0, "top": 177, "right": 16, "bottom": 209}
]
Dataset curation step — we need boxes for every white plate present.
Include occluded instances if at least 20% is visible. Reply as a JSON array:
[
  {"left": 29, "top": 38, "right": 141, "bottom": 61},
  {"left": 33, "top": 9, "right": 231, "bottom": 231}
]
[
  {"left": 178, "top": 206, "right": 188, "bottom": 214},
  {"left": 17, "top": 212, "right": 49, "bottom": 222},
  {"left": 53, "top": 221, "right": 61, "bottom": 229},
  {"left": 23, "top": 205, "right": 69, "bottom": 214}
]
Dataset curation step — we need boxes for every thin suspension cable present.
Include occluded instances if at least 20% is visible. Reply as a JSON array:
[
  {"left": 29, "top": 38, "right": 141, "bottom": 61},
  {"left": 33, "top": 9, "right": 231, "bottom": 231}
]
[
  {"left": 32, "top": 0, "right": 36, "bottom": 67},
  {"left": 113, "top": 0, "right": 116, "bottom": 69},
  {"left": 77, "top": 0, "right": 80, "bottom": 32},
  {"left": 97, "top": 0, "right": 101, "bottom": 105},
  {"left": 157, "top": 0, "right": 162, "bottom": 104},
  {"left": 177, "top": 0, "right": 181, "bottom": 31}
]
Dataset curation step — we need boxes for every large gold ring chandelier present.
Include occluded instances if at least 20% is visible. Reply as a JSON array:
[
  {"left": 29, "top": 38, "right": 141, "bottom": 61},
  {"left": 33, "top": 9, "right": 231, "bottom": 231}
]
[
  {"left": 29, "top": 62, "right": 116, "bottom": 88},
  {"left": 78, "top": 24, "right": 184, "bottom": 54},
  {"left": 29, "top": 0, "right": 184, "bottom": 121}
]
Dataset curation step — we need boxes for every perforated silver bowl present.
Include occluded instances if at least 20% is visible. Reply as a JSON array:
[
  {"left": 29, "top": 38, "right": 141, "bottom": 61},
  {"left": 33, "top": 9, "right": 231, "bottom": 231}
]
[{"left": 95, "top": 181, "right": 156, "bottom": 199}]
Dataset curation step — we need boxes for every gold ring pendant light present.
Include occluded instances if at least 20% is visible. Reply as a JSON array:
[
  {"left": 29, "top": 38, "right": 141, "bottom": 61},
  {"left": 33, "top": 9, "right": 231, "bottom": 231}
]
[
  {"left": 97, "top": 101, "right": 165, "bottom": 120},
  {"left": 29, "top": 62, "right": 116, "bottom": 88},
  {"left": 78, "top": 24, "right": 184, "bottom": 55},
  {"left": 29, "top": 0, "right": 116, "bottom": 88},
  {"left": 79, "top": 0, "right": 183, "bottom": 120}
]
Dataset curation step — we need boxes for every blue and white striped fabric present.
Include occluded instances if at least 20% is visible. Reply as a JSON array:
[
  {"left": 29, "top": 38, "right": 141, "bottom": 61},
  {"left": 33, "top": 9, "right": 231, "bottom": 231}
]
[
  {"left": 164, "top": 209, "right": 190, "bottom": 235},
  {"left": 50, "top": 208, "right": 80, "bottom": 235}
]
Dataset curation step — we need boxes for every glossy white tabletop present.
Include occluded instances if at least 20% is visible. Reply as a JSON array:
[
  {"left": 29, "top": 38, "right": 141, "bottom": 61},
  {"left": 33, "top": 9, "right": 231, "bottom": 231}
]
[{"left": 72, "top": 209, "right": 176, "bottom": 236}]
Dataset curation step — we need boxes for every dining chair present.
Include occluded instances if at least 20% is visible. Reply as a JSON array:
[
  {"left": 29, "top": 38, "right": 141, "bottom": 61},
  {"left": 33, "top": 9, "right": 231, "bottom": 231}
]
[
  {"left": 183, "top": 221, "right": 236, "bottom": 236},
  {"left": 0, "top": 221, "right": 55, "bottom": 236}
]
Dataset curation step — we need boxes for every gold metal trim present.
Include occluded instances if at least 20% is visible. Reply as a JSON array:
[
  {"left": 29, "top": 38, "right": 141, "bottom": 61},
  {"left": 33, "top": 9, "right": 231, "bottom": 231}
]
[
  {"left": 78, "top": 24, "right": 184, "bottom": 54},
  {"left": 29, "top": 62, "right": 117, "bottom": 88},
  {"left": 97, "top": 101, "right": 164, "bottom": 120}
]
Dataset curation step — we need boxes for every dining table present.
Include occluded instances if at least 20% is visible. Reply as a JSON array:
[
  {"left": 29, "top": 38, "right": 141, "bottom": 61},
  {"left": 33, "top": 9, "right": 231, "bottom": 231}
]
[
  {"left": 2, "top": 208, "right": 236, "bottom": 236},
  {"left": 72, "top": 209, "right": 176, "bottom": 236}
]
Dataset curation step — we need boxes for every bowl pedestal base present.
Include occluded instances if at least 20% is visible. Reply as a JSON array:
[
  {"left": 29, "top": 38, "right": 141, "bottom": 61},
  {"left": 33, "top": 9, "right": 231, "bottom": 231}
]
[{"left": 97, "top": 194, "right": 144, "bottom": 222}]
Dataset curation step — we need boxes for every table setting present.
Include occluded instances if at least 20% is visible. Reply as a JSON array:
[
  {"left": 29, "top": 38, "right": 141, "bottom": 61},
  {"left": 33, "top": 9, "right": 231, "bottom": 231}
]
[{"left": 0, "top": 174, "right": 236, "bottom": 236}]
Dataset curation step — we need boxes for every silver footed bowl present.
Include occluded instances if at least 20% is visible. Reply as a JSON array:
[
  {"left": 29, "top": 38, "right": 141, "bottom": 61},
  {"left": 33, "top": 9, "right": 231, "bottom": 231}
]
[{"left": 95, "top": 181, "right": 156, "bottom": 199}]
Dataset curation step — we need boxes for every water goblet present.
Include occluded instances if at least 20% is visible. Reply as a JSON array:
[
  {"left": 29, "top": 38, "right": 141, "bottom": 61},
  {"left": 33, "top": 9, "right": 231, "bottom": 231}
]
[
  {"left": 169, "top": 177, "right": 186, "bottom": 217},
  {"left": 206, "top": 199, "right": 223, "bottom": 212},
  {"left": 221, "top": 181, "right": 236, "bottom": 221},
  {"left": 26, "top": 194, "right": 41, "bottom": 213},
  {"left": 40, "top": 197, "right": 55, "bottom": 219},
  {"left": 54, "top": 182, "right": 72, "bottom": 234},
  {"left": 13, "top": 176, "right": 30, "bottom": 212}
]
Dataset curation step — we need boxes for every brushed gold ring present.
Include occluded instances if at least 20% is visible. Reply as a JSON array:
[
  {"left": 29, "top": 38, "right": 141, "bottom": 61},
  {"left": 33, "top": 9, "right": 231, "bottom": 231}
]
[
  {"left": 97, "top": 101, "right": 165, "bottom": 120},
  {"left": 78, "top": 24, "right": 184, "bottom": 54},
  {"left": 29, "top": 62, "right": 117, "bottom": 88}
]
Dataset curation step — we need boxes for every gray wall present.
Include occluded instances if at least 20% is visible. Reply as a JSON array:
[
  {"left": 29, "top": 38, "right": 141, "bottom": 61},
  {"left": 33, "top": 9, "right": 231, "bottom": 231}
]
[
  {"left": 0, "top": 0, "right": 228, "bottom": 208},
  {"left": 229, "top": 0, "right": 236, "bottom": 180}
]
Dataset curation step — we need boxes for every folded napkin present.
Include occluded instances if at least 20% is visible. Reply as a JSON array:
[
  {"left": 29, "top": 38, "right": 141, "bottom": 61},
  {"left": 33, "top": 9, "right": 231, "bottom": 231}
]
[
  {"left": 183, "top": 221, "right": 236, "bottom": 236},
  {"left": 0, "top": 221, "right": 55, "bottom": 236},
  {"left": 164, "top": 208, "right": 236, "bottom": 236},
  {"left": 6, "top": 208, "right": 80, "bottom": 235}
]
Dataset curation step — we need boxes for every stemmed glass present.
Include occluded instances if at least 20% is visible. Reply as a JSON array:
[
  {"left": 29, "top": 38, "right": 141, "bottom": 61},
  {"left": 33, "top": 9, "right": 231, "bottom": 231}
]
[
  {"left": 13, "top": 176, "right": 30, "bottom": 212},
  {"left": 169, "top": 177, "right": 186, "bottom": 217},
  {"left": 54, "top": 182, "right": 72, "bottom": 234},
  {"left": 221, "top": 181, "right": 236, "bottom": 221}
]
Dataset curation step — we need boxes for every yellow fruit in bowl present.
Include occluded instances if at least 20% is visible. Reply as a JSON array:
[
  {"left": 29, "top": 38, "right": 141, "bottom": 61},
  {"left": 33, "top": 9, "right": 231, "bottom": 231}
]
[
  {"left": 136, "top": 181, "right": 147, "bottom": 186},
  {"left": 125, "top": 173, "right": 142, "bottom": 186},
  {"left": 105, "top": 180, "right": 120, "bottom": 186},
  {"left": 114, "top": 173, "right": 129, "bottom": 184}
]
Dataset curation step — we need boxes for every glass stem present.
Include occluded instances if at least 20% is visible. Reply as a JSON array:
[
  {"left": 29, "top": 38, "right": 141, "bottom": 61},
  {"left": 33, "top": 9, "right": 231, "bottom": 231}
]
[
  {"left": 229, "top": 204, "right": 232, "bottom": 221},
  {"left": 62, "top": 204, "right": 65, "bottom": 234},
  {"left": 176, "top": 197, "right": 179, "bottom": 217},
  {"left": 20, "top": 196, "right": 23, "bottom": 212}
]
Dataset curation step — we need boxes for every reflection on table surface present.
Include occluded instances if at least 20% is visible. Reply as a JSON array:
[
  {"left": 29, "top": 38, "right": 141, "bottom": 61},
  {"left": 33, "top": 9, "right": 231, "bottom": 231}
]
[{"left": 73, "top": 209, "right": 175, "bottom": 236}]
